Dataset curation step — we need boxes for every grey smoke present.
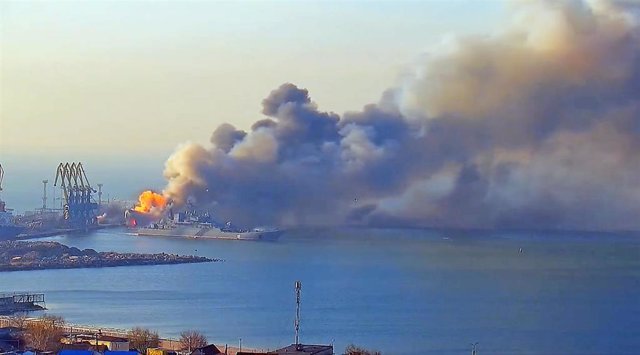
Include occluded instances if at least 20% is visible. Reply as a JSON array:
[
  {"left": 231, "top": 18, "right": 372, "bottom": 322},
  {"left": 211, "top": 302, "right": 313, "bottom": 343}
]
[{"left": 163, "top": 1, "right": 640, "bottom": 231}]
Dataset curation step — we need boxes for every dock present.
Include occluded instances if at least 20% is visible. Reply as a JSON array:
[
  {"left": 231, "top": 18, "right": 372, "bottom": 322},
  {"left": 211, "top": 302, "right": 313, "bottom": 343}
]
[{"left": 0, "top": 293, "right": 46, "bottom": 314}]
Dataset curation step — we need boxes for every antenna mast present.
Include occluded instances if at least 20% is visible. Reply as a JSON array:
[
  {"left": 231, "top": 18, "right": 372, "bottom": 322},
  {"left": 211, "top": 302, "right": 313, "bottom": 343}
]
[
  {"left": 42, "top": 180, "right": 48, "bottom": 211},
  {"left": 0, "top": 163, "right": 4, "bottom": 192},
  {"left": 294, "top": 280, "right": 302, "bottom": 349},
  {"left": 97, "top": 183, "right": 103, "bottom": 206},
  {"left": 0, "top": 164, "right": 5, "bottom": 213}
]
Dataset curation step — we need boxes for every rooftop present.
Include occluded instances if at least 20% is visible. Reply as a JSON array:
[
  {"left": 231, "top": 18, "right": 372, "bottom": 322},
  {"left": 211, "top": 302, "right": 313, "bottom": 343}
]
[
  {"left": 269, "top": 344, "right": 333, "bottom": 355},
  {"left": 72, "top": 334, "right": 128, "bottom": 343},
  {"left": 190, "top": 344, "right": 221, "bottom": 355}
]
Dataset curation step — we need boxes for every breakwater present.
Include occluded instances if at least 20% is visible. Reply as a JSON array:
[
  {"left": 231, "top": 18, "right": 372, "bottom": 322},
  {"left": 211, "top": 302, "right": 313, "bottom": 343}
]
[{"left": 0, "top": 241, "right": 215, "bottom": 272}]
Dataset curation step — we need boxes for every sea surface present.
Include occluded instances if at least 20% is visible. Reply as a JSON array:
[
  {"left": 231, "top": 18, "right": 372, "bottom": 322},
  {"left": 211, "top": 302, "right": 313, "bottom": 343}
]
[{"left": 1, "top": 228, "right": 639, "bottom": 354}]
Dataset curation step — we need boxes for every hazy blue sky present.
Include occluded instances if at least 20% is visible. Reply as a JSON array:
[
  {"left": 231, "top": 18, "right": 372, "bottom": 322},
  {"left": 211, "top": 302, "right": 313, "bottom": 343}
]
[
  {"left": 1, "top": 0, "right": 508, "bottom": 211},
  {"left": 1, "top": 1, "right": 508, "bottom": 154}
]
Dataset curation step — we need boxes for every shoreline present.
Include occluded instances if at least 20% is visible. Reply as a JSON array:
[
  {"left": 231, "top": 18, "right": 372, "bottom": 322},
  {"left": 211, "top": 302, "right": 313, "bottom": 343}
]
[{"left": 0, "top": 315, "right": 262, "bottom": 355}]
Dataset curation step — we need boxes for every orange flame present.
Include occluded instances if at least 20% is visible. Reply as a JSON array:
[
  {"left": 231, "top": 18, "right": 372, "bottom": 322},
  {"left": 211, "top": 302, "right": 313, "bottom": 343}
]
[{"left": 134, "top": 190, "right": 167, "bottom": 213}]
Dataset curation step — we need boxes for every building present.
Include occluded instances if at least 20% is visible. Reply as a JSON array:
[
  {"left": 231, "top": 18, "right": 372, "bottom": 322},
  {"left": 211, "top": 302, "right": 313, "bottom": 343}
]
[
  {"left": 268, "top": 344, "right": 333, "bottom": 355},
  {"left": 146, "top": 347, "right": 177, "bottom": 355},
  {"left": 59, "top": 350, "right": 94, "bottom": 355},
  {"left": 94, "top": 336, "right": 130, "bottom": 351},
  {"left": 105, "top": 351, "right": 140, "bottom": 355},
  {"left": 62, "top": 334, "right": 129, "bottom": 352},
  {"left": 189, "top": 344, "right": 221, "bottom": 355},
  {"left": 60, "top": 344, "right": 95, "bottom": 351}
]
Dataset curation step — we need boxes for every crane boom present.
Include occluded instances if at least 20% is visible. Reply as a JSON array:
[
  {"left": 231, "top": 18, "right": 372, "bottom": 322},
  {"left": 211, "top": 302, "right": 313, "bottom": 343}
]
[{"left": 53, "top": 162, "right": 98, "bottom": 226}]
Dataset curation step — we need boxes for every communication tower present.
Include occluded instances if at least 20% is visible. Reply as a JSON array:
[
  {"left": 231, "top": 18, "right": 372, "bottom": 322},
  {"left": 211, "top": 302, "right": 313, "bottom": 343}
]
[
  {"left": 471, "top": 342, "right": 479, "bottom": 355},
  {"left": 294, "top": 280, "right": 302, "bottom": 350}
]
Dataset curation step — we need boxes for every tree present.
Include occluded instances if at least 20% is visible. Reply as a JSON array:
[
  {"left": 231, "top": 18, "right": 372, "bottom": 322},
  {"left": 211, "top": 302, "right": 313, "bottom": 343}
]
[
  {"left": 344, "top": 344, "right": 382, "bottom": 355},
  {"left": 5, "top": 315, "right": 28, "bottom": 349},
  {"left": 24, "top": 315, "right": 65, "bottom": 351},
  {"left": 128, "top": 327, "right": 160, "bottom": 354},
  {"left": 9, "top": 314, "right": 28, "bottom": 329},
  {"left": 179, "top": 330, "right": 207, "bottom": 352}
]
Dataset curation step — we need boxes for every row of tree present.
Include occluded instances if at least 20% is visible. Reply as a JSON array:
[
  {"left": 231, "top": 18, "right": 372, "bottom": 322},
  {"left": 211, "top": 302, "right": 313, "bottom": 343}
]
[
  {"left": 127, "top": 327, "right": 207, "bottom": 354},
  {"left": 9, "top": 315, "right": 207, "bottom": 353},
  {"left": 344, "top": 344, "right": 382, "bottom": 355}
]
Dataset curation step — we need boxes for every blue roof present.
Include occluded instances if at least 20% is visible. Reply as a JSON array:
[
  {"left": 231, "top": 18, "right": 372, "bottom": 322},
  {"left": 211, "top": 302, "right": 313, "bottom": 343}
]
[
  {"left": 59, "top": 351, "right": 93, "bottom": 355},
  {"left": 105, "top": 351, "right": 139, "bottom": 355}
]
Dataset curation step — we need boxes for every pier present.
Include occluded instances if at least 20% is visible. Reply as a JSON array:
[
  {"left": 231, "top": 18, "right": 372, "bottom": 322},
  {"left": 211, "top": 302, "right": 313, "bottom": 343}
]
[{"left": 0, "top": 293, "right": 46, "bottom": 314}]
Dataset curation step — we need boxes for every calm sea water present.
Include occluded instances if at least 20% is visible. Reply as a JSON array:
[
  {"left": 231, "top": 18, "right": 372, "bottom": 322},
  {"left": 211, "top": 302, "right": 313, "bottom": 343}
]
[{"left": 1, "top": 228, "right": 639, "bottom": 354}]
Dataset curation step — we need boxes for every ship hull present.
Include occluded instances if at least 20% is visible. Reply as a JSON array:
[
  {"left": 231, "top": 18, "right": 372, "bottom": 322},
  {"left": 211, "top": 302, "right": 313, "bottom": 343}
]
[{"left": 134, "top": 226, "right": 282, "bottom": 241}]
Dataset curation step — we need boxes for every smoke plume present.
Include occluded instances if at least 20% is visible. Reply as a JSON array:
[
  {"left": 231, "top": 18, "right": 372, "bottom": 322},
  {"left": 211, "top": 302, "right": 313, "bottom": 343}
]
[{"left": 163, "top": 1, "right": 640, "bottom": 231}]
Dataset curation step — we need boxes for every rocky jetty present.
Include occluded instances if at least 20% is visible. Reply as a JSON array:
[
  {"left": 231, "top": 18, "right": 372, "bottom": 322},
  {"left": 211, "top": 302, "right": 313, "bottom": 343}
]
[{"left": 0, "top": 241, "right": 215, "bottom": 272}]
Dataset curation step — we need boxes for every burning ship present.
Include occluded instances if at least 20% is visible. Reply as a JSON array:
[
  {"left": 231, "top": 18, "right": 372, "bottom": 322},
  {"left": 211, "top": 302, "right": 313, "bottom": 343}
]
[
  {"left": 0, "top": 200, "right": 24, "bottom": 240},
  {"left": 125, "top": 191, "right": 281, "bottom": 241},
  {"left": 0, "top": 164, "right": 25, "bottom": 240}
]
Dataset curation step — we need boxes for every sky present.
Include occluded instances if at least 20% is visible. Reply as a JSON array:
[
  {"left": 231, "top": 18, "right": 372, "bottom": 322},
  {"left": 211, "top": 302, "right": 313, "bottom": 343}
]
[
  {"left": 3, "top": 1, "right": 640, "bottom": 231},
  {"left": 1, "top": 1, "right": 508, "bottom": 154},
  {"left": 0, "top": 0, "right": 508, "bottom": 212}
]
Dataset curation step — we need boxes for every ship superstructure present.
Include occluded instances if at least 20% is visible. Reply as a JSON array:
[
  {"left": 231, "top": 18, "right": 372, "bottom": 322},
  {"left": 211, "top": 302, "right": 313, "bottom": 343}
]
[{"left": 126, "top": 205, "right": 281, "bottom": 241}]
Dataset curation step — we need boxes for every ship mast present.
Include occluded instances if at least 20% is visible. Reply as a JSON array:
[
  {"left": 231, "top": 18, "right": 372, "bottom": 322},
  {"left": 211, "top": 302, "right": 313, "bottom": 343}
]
[{"left": 0, "top": 164, "right": 5, "bottom": 212}]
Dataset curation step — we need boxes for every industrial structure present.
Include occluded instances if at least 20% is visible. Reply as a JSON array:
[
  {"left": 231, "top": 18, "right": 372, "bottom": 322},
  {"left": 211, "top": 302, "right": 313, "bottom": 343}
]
[{"left": 53, "top": 162, "right": 98, "bottom": 227}]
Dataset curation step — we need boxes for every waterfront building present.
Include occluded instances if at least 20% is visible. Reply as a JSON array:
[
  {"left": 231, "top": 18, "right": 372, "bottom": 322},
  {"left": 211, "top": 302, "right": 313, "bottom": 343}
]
[
  {"left": 237, "top": 344, "right": 333, "bottom": 355},
  {"left": 189, "top": 344, "right": 221, "bottom": 355},
  {"left": 59, "top": 350, "right": 94, "bottom": 355},
  {"left": 268, "top": 344, "right": 333, "bottom": 355},
  {"left": 146, "top": 347, "right": 177, "bottom": 355},
  {"left": 105, "top": 350, "right": 140, "bottom": 355},
  {"left": 62, "top": 334, "right": 129, "bottom": 352}
]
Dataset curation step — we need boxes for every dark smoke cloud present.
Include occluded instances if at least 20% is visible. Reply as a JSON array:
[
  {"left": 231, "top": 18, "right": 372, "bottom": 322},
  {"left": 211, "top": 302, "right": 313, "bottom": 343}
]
[{"left": 164, "top": 0, "right": 640, "bottom": 231}]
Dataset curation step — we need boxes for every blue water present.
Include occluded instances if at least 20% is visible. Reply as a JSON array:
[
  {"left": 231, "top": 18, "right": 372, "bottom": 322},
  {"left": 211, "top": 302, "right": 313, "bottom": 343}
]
[{"left": 1, "top": 228, "right": 639, "bottom": 354}]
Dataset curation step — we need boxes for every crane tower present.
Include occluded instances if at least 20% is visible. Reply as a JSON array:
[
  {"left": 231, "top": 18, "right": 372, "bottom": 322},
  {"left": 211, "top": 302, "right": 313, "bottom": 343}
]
[{"left": 53, "top": 162, "right": 98, "bottom": 227}]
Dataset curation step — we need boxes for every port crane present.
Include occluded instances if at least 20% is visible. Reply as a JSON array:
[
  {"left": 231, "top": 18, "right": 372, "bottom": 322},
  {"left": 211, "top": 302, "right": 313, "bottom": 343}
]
[{"left": 54, "top": 162, "right": 98, "bottom": 226}]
